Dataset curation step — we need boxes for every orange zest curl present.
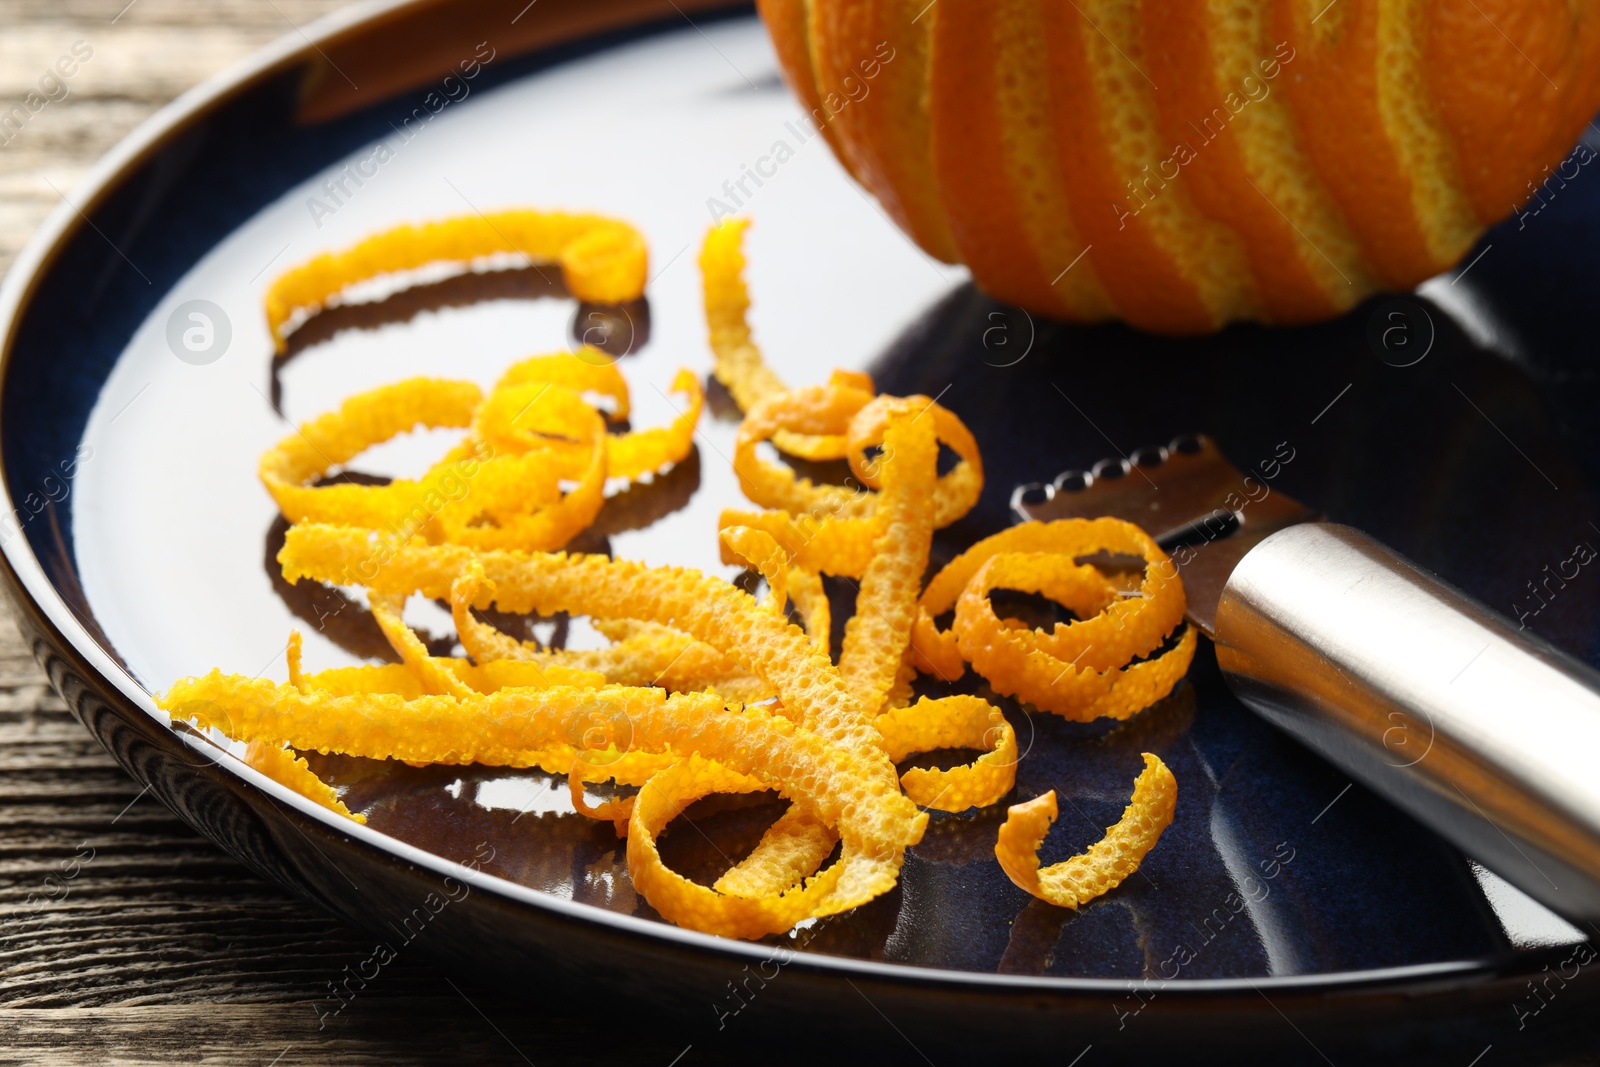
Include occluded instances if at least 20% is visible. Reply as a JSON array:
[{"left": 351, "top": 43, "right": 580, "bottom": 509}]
[
  {"left": 995, "top": 754, "right": 1177, "bottom": 908},
  {"left": 875, "top": 696, "right": 1018, "bottom": 812},
  {"left": 260, "top": 349, "right": 699, "bottom": 553},
  {"left": 265, "top": 211, "right": 648, "bottom": 352},
  {"left": 912, "top": 519, "right": 1194, "bottom": 720},
  {"left": 699, "top": 218, "right": 880, "bottom": 461}
]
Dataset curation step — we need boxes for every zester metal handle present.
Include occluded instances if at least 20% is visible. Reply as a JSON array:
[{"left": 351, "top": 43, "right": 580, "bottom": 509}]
[{"left": 1216, "top": 522, "right": 1600, "bottom": 923}]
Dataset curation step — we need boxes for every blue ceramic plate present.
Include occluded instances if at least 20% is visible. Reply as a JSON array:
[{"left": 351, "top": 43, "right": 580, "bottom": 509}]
[{"left": 3, "top": 2, "right": 1599, "bottom": 1062}]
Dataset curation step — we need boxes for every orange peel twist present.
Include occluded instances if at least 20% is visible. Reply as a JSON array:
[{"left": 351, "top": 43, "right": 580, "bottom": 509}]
[
  {"left": 995, "top": 754, "right": 1177, "bottom": 909},
  {"left": 265, "top": 211, "right": 648, "bottom": 352}
]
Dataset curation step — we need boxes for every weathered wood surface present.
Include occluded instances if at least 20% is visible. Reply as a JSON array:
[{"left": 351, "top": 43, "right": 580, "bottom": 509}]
[{"left": 0, "top": 2, "right": 1596, "bottom": 1063}]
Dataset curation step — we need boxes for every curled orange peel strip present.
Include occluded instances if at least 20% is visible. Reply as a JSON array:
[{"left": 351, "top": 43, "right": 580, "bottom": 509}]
[
  {"left": 448, "top": 562, "right": 768, "bottom": 703},
  {"left": 627, "top": 757, "right": 846, "bottom": 938},
  {"left": 262, "top": 356, "right": 694, "bottom": 551},
  {"left": 258, "top": 377, "right": 486, "bottom": 531},
  {"left": 443, "top": 385, "right": 610, "bottom": 551},
  {"left": 265, "top": 211, "right": 648, "bottom": 352},
  {"left": 723, "top": 404, "right": 934, "bottom": 897},
  {"left": 875, "top": 695, "right": 1018, "bottom": 812},
  {"left": 712, "top": 804, "right": 839, "bottom": 899},
  {"left": 720, "top": 401, "right": 1002, "bottom": 895},
  {"left": 605, "top": 369, "right": 703, "bottom": 481},
  {"left": 733, "top": 384, "right": 878, "bottom": 518},
  {"left": 995, "top": 753, "right": 1177, "bottom": 909},
  {"left": 911, "top": 518, "right": 1188, "bottom": 685},
  {"left": 494, "top": 349, "right": 631, "bottom": 421},
  {"left": 700, "top": 527, "right": 833, "bottom": 899},
  {"left": 844, "top": 394, "right": 984, "bottom": 527},
  {"left": 953, "top": 551, "right": 1195, "bottom": 720},
  {"left": 369, "top": 591, "right": 477, "bottom": 699},
  {"left": 698, "top": 219, "right": 789, "bottom": 416}
]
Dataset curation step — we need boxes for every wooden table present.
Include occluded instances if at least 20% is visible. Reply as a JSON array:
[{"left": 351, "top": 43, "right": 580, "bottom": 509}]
[{"left": 0, "top": 2, "right": 1596, "bottom": 1063}]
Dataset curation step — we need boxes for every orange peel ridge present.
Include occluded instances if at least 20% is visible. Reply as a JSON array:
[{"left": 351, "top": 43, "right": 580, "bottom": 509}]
[{"left": 995, "top": 753, "right": 1177, "bottom": 909}]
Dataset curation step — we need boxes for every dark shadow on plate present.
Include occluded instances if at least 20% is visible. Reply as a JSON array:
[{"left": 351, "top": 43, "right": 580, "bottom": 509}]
[{"left": 270, "top": 262, "right": 651, "bottom": 414}]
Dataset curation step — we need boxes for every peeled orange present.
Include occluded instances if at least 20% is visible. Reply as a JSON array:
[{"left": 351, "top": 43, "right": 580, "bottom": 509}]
[{"left": 758, "top": 0, "right": 1600, "bottom": 332}]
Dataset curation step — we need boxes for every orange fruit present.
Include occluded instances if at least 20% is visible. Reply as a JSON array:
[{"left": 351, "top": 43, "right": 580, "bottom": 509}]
[{"left": 759, "top": 0, "right": 1600, "bottom": 333}]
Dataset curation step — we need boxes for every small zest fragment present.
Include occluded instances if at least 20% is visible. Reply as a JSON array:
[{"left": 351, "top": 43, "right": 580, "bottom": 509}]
[
  {"left": 242, "top": 739, "right": 365, "bottom": 823},
  {"left": 995, "top": 753, "right": 1177, "bottom": 909},
  {"left": 720, "top": 525, "right": 792, "bottom": 616},
  {"left": 568, "top": 751, "right": 641, "bottom": 828}
]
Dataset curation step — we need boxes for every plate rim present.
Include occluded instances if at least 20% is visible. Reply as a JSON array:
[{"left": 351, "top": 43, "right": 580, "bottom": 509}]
[{"left": 0, "top": 0, "right": 1589, "bottom": 1006}]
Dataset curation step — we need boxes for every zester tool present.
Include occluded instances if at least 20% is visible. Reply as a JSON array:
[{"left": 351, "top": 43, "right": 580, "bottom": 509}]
[{"left": 1014, "top": 434, "right": 1600, "bottom": 925}]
